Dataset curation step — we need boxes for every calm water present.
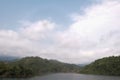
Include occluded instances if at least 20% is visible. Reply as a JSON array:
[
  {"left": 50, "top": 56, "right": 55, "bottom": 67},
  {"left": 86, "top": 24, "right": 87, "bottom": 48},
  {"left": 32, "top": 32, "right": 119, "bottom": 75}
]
[{"left": 1, "top": 73, "right": 120, "bottom": 80}]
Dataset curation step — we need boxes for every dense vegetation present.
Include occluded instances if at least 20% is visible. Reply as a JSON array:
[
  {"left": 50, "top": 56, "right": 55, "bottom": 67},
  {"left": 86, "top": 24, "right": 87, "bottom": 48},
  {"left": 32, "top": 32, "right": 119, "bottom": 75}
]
[
  {"left": 1, "top": 56, "right": 120, "bottom": 78},
  {"left": 80, "top": 56, "right": 120, "bottom": 76},
  {"left": 0, "top": 56, "right": 80, "bottom": 78}
]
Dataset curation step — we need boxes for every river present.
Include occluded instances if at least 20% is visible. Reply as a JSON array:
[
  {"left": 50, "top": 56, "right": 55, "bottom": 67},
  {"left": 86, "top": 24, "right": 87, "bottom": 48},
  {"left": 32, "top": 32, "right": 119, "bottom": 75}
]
[{"left": 1, "top": 73, "right": 120, "bottom": 80}]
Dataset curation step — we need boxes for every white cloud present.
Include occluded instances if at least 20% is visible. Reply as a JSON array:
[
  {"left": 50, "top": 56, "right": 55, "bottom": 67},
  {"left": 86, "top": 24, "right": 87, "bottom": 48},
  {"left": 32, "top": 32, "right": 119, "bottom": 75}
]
[
  {"left": 0, "top": 20, "right": 56, "bottom": 57},
  {"left": 0, "top": 0, "right": 120, "bottom": 64},
  {"left": 21, "top": 20, "right": 56, "bottom": 40},
  {"left": 53, "top": 0, "right": 120, "bottom": 63}
]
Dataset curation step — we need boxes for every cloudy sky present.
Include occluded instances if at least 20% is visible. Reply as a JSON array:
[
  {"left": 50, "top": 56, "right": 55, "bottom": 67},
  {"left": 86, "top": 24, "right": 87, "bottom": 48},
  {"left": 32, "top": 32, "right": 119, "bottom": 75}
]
[{"left": 0, "top": 0, "right": 120, "bottom": 64}]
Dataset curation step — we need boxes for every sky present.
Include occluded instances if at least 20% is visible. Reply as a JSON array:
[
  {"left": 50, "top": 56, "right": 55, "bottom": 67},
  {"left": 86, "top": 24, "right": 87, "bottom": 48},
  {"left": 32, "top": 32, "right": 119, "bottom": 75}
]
[{"left": 0, "top": 0, "right": 120, "bottom": 64}]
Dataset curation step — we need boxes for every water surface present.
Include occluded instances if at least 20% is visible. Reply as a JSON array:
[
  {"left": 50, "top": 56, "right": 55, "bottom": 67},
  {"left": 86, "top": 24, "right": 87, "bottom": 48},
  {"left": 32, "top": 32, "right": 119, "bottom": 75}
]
[{"left": 1, "top": 73, "right": 120, "bottom": 80}]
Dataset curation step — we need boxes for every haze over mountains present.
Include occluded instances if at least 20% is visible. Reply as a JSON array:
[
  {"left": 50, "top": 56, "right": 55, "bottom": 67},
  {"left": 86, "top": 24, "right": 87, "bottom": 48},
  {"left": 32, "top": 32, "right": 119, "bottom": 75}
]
[{"left": 0, "top": 55, "right": 18, "bottom": 61}]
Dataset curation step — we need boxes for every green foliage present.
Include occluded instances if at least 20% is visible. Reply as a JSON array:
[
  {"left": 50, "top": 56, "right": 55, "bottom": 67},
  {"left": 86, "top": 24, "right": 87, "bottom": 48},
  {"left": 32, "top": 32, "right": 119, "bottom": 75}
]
[
  {"left": 80, "top": 56, "right": 120, "bottom": 76},
  {"left": 0, "top": 62, "right": 8, "bottom": 75},
  {"left": 0, "top": 56, "right": 80, "bottom": 78}
]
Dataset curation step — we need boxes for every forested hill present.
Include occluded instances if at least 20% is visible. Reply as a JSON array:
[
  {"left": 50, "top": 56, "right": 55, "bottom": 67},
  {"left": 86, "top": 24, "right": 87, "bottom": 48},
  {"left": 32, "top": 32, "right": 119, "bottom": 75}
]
[
  {"left": 81, "top": 56, "right": 120, "bottom": 76},
  {"left": 0, "top": 56, "right": 80, "bottom": 78},
  {"left": 1, "top": 56, "right": 120, "bottom": 78}
]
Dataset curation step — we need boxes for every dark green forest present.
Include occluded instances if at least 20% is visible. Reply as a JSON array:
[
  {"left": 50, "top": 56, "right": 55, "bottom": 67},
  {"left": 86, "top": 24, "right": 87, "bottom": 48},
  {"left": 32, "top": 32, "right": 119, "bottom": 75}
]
[
  {"left": 0, "top": 56, "right": 80, "bottom": 78},
  {"left": 80, "top": 56, "right": 120, "bottom": 76},
  {"left": 0, "top": 56, "right": 120, "bottom": 78}
]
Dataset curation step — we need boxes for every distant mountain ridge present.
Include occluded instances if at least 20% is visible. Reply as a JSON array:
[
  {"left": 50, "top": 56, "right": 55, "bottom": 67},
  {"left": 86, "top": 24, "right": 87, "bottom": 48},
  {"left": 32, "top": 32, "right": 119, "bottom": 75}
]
[
  {"left": 0, "top": 55, "right": 18, "bottom": 61},
  {"left": 77, "top": 64, "right": 87, "bottom": 67}
]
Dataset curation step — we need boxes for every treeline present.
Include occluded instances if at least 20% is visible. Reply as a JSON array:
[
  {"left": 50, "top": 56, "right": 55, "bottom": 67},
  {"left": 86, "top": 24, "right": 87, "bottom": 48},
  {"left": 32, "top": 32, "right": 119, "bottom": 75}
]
[
  {"left": 1, "top": 55, "right": 120, "bottom": 78},
  {"left": 80, "top": 56, "right": 120, "bottom": 76},
  {"left": 0, "top": 56, "right": 80, "bottom": 78}
]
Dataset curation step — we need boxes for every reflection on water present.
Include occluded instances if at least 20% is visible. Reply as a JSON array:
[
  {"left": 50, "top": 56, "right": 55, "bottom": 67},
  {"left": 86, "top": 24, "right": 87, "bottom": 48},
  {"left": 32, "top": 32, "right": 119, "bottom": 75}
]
[{"left": 1, "top": 73, "right": 120, "bottom": 80}]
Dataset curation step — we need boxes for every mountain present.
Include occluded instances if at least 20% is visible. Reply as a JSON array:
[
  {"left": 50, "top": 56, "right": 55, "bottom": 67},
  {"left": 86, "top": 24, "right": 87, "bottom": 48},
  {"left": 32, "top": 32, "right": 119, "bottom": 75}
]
[
  {"left": 0, "top": 56, "right": 81, "bottom": 78},
  {"left": 80, "top": 56, "right": 120, "bottom": 76},
  {"left": 77, "top": 64, "right": 88, "bottom": 67},
  {"left": 0, "top": 55, "right": 18, "bottom": 61},
  {"left": 1, "top": 55, "right": 119, "bottom": 78}
]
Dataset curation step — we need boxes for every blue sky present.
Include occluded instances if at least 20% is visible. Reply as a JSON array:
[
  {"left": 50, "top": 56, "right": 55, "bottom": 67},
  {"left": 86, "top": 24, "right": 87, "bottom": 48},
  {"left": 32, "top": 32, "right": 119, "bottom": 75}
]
[
  {"left": 0, "top": 0, "right": 100, "bottom": 29},
  {"left": 0, "top": 0, "right": 120, "bottom": 64}
]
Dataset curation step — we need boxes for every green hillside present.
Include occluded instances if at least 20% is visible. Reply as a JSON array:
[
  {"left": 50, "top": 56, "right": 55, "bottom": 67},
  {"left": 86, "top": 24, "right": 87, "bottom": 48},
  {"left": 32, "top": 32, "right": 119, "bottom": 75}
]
[
  {"left": 81, "top": 56, "right": 120, "bottom": 76},
  {"left": 0, "top": 56, "right": 80, "bottom": 78},
  {"left": 1, "top": 56, "right": 120, "bottom": 78}
]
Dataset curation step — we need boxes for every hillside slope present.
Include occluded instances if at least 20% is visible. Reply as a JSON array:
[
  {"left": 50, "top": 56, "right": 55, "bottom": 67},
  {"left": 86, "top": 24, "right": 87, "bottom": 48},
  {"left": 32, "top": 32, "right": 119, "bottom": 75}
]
[
  {"left": 0, "top": 56, "right": 80, "bottom": 78},
  {"left": 81, "top": 56, "right": 120, "bottom": 76}
]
